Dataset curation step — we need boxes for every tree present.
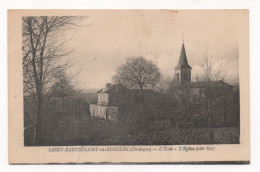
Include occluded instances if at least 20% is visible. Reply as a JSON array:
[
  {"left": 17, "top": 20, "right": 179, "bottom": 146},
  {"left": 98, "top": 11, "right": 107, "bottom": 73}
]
[
  {"left": 22, "top": 16, "right": 84, "bottom": 145},
  {"left": 156, "top": 77, "right": 194, "bottom": 128},
  {"left": 195, "top": 52, "right": 231, "bottom": 128},
  {"left": 51, "top": 71, "right": 77, "bottom": 113},
  {"left": 174, "top": 85, "right": 194, "bottom": 128},
  {"left": 112, "top": 56, "right": 161, "bottom": 104}
]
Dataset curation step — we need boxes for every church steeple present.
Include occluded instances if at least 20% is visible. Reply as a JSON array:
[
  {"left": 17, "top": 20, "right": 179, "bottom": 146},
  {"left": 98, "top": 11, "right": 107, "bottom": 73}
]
[
  {"left": 175, "top": 43, "right": 192, "bottom": 70},
  {"left": 175, "top": 43, "right": 192, "bottom": 83}
]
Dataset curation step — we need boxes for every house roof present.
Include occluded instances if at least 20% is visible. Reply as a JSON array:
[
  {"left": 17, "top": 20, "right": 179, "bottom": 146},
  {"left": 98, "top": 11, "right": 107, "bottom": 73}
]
[
  {"left": 97, "top": 84, "right": 128, "bottom": 93},
  {"left": 175, "top": 43, "right": 192, "bottom": 70},
  {"left": 97, "top": 84, "right": 159, "bottom": 96}
]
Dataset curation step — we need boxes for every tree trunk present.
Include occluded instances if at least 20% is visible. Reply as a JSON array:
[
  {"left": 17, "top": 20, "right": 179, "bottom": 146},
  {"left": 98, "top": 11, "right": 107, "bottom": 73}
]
[
  {"left": 35, "top": 91, "right": 43, "bottom": 145},
  {"left": 140, "top": 87, "right": 144, "bottom": 105},
  {"left": 208, "top": 113, "right": 211, "bottom": 129},
  {"left": 155, "top": 115, "right": 158, "bottom": 132},
  {"left": 140, "top": 86, "right": 145, "bottom": 131},
  {"left": 35, "top": 115, "right": 43, "bottom": 145},
  {"left": 62, "top": 98, "right": 65, "bottom": 113},
  {"left": 184, "top": 115, "right": 187, "bottom": 129},
  {"left": 184, "top": 106, "right": 187, "bottom": 129}
]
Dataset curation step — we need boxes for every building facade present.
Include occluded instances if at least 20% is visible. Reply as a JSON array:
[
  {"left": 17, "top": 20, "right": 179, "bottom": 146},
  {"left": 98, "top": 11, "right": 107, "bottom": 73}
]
[
  {"left": 89, "top": 83, "right": 159, "bottom": 121},
  {"left": 89, "top": 84, "right": 128, "bottom": 120}
]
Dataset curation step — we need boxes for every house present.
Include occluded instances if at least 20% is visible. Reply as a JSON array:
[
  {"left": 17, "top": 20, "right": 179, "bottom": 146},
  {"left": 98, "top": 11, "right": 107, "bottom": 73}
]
[
  {"left": 90, "top": 42, "right": 237, "bottom": 126},
  {"left": 89, "top": 83, "right": 128, "bottom": 120},
  {"left": 89, "top": 83, "right": 159, "bottom": 121}
]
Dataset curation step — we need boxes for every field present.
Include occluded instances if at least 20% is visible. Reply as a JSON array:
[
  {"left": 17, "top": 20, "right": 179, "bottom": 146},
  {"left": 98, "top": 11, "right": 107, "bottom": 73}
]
[{"left": 25, "top": 115, "right": 239, "bottom": 146}]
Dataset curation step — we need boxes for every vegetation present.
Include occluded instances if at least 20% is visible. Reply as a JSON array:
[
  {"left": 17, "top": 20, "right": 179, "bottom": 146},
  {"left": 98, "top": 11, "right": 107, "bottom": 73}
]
[
  {"left": 195, "top": 53, "right": 234, "bottom": 128},
  {"left": 112, "top": 56, "right": 161, "bottom": 104},
  {"left": 25, "top": 116, "right": 239, "bottom": 146},
  {"left": 23, "top": 17, "right": 239, "bottom": 146},
  {"left": 23, "top": 16, "right": 86, "bottom": 145}
]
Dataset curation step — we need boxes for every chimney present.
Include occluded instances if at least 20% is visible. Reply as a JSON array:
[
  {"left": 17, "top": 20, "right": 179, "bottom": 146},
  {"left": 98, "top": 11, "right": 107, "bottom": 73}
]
[{"left": 106, "top": 83, "right": 112, "bottom": 88}]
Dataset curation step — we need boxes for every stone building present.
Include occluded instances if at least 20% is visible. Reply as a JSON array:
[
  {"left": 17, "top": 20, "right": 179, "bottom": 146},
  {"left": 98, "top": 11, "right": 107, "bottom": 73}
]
[
  {"left": 174, "top": 42, "right": 234, "bottom": 95},
  {"left": 174, "top": 42, "right": 236, "bottom": 126},
  {"left": 90, "top": 42, "right": 237, "bottom": 126},
  {"left": 89, "top": 83, "right": 128, "bottom": 120},
  {"left": 89, "top": 83, "right": 159, "bottom": 121}
]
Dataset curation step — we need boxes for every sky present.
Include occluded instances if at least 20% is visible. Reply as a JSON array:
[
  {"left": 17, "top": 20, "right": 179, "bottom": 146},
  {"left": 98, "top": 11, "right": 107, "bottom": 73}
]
[{"left": 63, "top": 10, "right": 247, "bottom": 91}]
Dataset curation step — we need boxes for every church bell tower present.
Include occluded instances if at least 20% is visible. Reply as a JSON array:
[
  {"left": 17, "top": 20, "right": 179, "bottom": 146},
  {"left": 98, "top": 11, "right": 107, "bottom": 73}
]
[{"left": 175, "top": 43, "right": 192, "bottom": 84}]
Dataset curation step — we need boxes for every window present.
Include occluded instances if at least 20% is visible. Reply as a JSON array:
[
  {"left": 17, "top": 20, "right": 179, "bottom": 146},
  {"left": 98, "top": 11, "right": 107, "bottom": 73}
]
[{"left": 177, "top": 73, "right": 179, "bottom": 81}]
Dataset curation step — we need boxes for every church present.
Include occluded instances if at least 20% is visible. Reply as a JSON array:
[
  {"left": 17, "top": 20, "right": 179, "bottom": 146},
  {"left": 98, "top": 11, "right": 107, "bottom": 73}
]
[
  {"left": 89, "top": 42, "right": 237, "bottom": 126},
  {"left": 174, "top": 42, "right": 234, "bottom": 97},
  {"left": 174, "top": 42, "right": 236, "bottom": 127}
]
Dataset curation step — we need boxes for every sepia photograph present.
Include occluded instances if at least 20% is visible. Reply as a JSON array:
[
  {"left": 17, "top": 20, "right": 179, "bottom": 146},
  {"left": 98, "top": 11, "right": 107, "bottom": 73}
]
[
  {"left": 9, "top": 9, "right": 249, "bottom": 163},
  {"left": 22, "top": 10, "right": 240, "bottom": 146}
]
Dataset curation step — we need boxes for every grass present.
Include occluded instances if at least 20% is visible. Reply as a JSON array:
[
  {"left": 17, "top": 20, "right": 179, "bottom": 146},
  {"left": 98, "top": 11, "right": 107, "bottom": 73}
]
[{"left": 24, "top": 115, "right": 240, "bottom": 146}]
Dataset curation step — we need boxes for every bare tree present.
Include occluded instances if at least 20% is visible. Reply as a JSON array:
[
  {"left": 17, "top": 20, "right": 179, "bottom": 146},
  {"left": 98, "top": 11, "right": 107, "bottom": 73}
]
[
  {"left": 156, "top": 77, "right": 193, "bottom": 128},
  {"left": 22, "top": 16, "right": 85, "bottom": 145},
  {"left": 174, "top": 86, "right": 193, "bottom": 128},
  {"left": 112, "top": 56, "right": 161, "bottom": 104},
  {"left": 195, "top": 52, "right": 231, "bottom": 128}
]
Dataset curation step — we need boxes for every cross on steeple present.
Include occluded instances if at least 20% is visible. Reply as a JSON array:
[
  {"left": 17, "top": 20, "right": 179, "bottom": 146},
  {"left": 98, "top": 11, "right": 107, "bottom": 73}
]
[
  {"left": 182, "top": 34, "right": 184, "bottom": 43},
  {"left": 174, "top": 40, "right": 192, "bottom": 84}
]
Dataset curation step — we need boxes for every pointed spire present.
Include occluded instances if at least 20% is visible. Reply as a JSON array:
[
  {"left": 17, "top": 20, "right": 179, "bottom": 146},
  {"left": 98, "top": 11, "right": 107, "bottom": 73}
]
[{"left": 175, "top": 43, "right": 192, "bottom": 70}]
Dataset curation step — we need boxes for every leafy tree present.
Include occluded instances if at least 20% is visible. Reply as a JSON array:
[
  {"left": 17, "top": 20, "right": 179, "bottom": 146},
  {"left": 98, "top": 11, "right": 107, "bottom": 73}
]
[
  {"left": 113, "top": 56, "right": 161, "bottom": 104},
  {"left": 51, "top": 71, "right": 77, "bottom": 113}
]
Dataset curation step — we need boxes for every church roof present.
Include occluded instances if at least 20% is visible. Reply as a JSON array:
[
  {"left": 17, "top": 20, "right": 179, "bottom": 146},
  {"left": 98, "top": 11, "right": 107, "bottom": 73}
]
[
  {"left": 177, "top": 80, "right": 234, "bottom": 89},
  {"left": 175, "top": 43, "right": 192, "bottom": 70}
]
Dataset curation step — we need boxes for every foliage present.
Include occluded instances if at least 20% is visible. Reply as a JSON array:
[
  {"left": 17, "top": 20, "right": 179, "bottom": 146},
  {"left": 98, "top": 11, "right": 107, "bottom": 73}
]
[
  {"left": 113, "top": 56, "right": 161, "bottom": 103},
  {"left": 22, "top": 16, "right": 85, "bottom": 145}
]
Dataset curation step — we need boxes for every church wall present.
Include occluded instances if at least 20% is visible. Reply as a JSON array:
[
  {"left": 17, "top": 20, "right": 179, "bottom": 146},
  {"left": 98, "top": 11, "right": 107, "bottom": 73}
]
[{"left": 177, "top": 68, "right": 191, "bottom": 83}]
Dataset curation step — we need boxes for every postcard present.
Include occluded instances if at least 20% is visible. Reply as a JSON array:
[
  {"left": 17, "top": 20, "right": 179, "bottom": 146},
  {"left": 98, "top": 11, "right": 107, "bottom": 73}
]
[{"left": 8, "top": 9, "right": 250, "bottom": 164}]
